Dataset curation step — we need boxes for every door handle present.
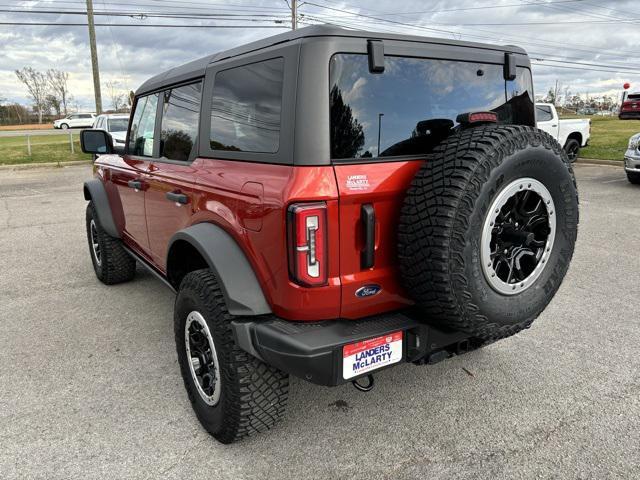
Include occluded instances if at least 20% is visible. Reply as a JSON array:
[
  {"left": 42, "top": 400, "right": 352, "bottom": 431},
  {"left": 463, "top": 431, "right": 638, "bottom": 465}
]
[
  {"left": 360, "top": 204, "right": 375, "bottom": 269},
  {"left": 127, "top": 180, "right": 143, "bottom": 190},
  {"left": 166, "top": 191, "right": 189, "bottom": 205},
  {"left": 551, "top": 124, "right": 558, "bottom": 127}
]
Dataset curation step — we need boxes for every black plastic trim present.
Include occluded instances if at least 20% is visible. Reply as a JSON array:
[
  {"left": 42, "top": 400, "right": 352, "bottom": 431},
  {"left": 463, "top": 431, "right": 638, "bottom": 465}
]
[
  {"left": 231, "top": 310, "right": 479, "bottom": 386},
  {"left": 360, "top": 204, "right": 375, "bottom": 269},
  {"left": 83, "top": 179, "right": 119, "bottom": 238},
  {"left": 167, "top": 223, "right": 271, "bottom": 316}
]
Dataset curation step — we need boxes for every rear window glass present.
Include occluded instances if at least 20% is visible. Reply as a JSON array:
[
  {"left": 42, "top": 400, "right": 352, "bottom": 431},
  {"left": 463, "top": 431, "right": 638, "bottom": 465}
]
[
  {"left": 210, "top": 58, "right": 284, "bottom": 153},
  {"left": 329, "top": 54, "right": 534, "bottom": 160},
  {"left": 628, "top": 94, "right": 640, "bottom": 100}
]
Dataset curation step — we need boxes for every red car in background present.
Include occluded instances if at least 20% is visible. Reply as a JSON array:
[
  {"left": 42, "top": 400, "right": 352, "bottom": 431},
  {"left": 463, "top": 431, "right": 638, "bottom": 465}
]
[{"left": 620, "top": 92, "right": 640, "bottom": 119}]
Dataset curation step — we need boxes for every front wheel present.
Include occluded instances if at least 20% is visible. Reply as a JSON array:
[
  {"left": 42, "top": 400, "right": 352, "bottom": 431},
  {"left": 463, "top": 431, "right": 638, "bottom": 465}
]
[
  {"left": 564, "top": 138, "right": 580, "bottom": 162},
  {"left": 86, "top": 202, "right": 136, "bottom": 284},
  {"left": 175, "top": 269, "right": 289, "bottom": 444},
  {"left": 60, "top": 123, "right": 69, "bottom": 130}
]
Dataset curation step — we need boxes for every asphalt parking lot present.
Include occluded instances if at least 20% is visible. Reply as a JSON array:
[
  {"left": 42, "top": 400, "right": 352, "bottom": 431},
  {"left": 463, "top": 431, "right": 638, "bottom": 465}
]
[{"left": 1, "top": 163, "right": 639, "bottom": 479}]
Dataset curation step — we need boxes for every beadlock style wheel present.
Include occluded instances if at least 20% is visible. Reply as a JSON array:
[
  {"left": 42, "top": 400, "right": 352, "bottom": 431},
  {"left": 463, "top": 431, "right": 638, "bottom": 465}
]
[
  {"left": 185, "top": 310, "right": 222, "bottom": 406},
  {"left": 481, "top": 178, "right": 556, "bottom": 295}
]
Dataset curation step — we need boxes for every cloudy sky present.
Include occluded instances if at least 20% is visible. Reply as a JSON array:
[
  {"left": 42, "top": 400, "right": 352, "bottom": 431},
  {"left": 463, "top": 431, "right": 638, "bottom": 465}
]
[{"left": 1, "top": 0, "right": 639, "bottom": 110}]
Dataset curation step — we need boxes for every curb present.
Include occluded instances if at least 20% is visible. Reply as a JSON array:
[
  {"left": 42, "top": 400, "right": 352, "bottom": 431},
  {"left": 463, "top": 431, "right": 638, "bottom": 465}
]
[
  {"left": 0, "top": 160, "right": 92, "bottom": 171},
  {"left": 575, "top": 158, "right": 623, "bottom": 167}
]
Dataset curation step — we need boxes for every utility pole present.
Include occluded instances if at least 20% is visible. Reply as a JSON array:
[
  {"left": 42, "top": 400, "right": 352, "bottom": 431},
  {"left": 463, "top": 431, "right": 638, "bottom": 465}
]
[
  {"left": 86, "top": 0, "right": 102, "bottom": 114},
  {"left": 291, "top": 0, "right": 297, "bottom": 30}
]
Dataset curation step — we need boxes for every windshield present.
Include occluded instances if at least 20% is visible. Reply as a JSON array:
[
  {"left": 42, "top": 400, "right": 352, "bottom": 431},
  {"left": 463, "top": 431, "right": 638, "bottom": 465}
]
[
  {"left": 108, "top": 118, "right": 128, "bottom": 132},
  {"left": 329, "top": 54, "right": 534, "bottom": 160}
]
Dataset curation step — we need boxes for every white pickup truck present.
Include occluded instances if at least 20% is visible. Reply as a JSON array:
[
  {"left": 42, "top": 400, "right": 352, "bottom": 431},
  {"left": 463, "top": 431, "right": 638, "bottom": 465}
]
[{"left": 536, "top": 103, "right": 591, "bottom": 162}]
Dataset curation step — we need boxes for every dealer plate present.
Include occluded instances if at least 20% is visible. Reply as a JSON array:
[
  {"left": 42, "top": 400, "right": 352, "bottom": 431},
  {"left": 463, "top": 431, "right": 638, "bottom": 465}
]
[{"left": 342, "top": 331, "right": 403, "bottom": 380}]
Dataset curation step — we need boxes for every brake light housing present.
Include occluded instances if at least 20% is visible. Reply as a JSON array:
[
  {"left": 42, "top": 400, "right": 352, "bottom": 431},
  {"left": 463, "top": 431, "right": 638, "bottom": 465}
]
[
  {"left": 288, "top": 202, "right": 328, "bottom": 287},
  {"left": 456, "top": 111, "right": 498, "bottom": 125}
]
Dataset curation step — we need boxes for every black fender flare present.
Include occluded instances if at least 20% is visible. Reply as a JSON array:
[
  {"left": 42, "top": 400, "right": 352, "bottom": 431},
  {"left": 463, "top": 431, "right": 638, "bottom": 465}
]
[
  {"left": 167, "top": 223, "right": 272, "bottom": 316},
  {"left": 83, "top": 179, "right": 119, "bottom": 238}
]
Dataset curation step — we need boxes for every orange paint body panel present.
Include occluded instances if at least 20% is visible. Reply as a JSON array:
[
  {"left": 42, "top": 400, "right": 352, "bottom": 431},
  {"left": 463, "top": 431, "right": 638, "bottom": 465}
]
[
  {"left": 333, "top": 160, "right": 423, "bottom": 318},
  {"left": 97, "top": 153, "right": 425, "bottom": 322}
]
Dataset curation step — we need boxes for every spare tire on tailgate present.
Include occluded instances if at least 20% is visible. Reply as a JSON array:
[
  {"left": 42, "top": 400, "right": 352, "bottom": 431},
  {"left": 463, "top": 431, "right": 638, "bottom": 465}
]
[{"left": 398, "top": 125, "right": 579, "bottom": 341}]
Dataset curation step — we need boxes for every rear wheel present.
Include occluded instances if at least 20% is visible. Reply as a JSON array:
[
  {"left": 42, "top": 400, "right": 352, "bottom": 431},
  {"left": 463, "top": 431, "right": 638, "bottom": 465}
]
[
  {"left": 398, "top": 126, "right": 579, "bottom": 341},
  {"left": 627, "top": 171, "right": 640, "bottom": 184},
  {"left": 564, "top": 138, "right": 580, "bottom": 162},
  {"left": 175, "top": 269, "right": 289, "bottom": 444}
]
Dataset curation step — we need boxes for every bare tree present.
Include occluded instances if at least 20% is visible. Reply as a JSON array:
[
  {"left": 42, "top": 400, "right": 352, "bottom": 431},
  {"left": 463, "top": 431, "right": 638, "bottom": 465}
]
[
  {"left": 105, "top": 80, "right": 127, "bottom": 111},
  {"left": 47, "top": 69, "right": 71, "bottom": 116},
  {"left": 15, "top": 67, "right": 49, "bottom": 123}
]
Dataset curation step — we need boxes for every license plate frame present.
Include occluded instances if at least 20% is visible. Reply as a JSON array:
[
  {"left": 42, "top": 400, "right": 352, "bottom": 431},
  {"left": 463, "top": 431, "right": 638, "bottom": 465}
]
[{"left": 342, "top": 331, "right": 403, "bottom": 380}]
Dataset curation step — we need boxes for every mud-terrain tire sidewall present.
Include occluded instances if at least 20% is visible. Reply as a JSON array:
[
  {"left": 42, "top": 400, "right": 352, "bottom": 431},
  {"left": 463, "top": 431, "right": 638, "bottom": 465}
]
[
  {"left": 85, "top": 202, "right": 136, "bottom": 284},
  {"left": 398, "top": 126, "right": 579, "bottom": 340},
  {"left": 464, "top": 140, "right": 578, "bottom": 332},
  {"left": 175, "top": 269, "right": 289, "bottom": 444}
]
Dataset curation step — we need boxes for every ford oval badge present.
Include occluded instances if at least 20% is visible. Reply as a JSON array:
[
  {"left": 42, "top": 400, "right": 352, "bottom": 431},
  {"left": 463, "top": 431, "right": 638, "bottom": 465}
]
[{"left": 355, "top": 285, "right": 382, "bottom": 298}]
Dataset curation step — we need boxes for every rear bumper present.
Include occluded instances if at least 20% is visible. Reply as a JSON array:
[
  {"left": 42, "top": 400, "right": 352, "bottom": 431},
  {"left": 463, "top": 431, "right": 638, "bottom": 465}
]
[{"left": 231, "top": 311, "right": 480, "bottom": 386}]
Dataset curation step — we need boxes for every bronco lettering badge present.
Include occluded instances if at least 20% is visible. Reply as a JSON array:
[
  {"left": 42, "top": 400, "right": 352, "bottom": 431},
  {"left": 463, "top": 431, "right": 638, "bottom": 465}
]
[{"left": 355, "top": 285, "right": 381, "bottom": 297}]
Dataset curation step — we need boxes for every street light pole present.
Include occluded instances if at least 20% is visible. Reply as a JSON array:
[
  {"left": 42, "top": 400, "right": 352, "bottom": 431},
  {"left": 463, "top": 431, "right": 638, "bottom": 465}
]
[
  {"left": 86, "top": 0, "right": 102, "bottom": 114},
  {"left": 377, "top": 113, "right": 384, "bottom": 156}
]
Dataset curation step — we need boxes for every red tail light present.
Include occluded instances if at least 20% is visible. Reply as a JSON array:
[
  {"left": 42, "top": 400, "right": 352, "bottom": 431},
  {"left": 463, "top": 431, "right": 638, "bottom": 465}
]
[
  {"left": 288, "top": 202, "right": 327, "bottom": 286},
  {"left": 456, "top": 111, "right": 498, "bottom": 125}
]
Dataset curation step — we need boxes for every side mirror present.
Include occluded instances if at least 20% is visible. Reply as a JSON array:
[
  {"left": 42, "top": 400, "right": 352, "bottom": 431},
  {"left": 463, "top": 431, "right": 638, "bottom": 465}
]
[{"left": 80, "top": 129, "right": 114, "bottom": 155}]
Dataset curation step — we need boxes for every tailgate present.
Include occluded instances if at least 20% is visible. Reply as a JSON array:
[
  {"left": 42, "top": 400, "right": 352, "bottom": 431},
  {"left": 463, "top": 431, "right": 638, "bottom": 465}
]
[{"left": 333, "top": 160, "right": 423, "bottom": 319}]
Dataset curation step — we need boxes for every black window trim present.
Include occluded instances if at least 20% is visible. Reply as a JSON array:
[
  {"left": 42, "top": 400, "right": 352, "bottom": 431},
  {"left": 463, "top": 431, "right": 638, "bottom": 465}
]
[{"left": 199, "top": 42, "right": 299, "bottom": 166}]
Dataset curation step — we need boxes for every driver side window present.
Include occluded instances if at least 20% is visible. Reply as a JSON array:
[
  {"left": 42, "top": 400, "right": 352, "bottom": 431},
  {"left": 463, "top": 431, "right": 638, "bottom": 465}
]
[{"left": 128, "top": 93, "right": 160, "bottom": 156}]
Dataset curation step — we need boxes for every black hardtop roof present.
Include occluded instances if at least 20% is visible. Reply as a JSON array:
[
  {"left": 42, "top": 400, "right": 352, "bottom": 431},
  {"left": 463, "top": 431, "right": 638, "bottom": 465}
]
[{"left": 136, "top": 25, "right": 528, "bottom": 95}]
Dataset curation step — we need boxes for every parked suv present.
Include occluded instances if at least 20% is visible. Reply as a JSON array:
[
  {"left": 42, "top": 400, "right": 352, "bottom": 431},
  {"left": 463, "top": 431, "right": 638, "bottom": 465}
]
[
  {"left": 619, "top": 93, "right": 640, "bottom": 120},
  {"left": 80, "top": 26, "right": 578, "bottom": 444},
  {"left": 92, "top": 113, "right": 130, "bottom": 147},
  {"left": 53, "top": 113, "right": 96, "bottom": 129}
]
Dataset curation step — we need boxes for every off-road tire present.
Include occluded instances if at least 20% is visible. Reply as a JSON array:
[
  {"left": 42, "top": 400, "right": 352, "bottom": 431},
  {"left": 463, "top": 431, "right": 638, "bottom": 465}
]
[
  {"left": 175, "top": 269, "right": 289, "bottom": 444},
  {"left": 563, "top": 138, "right": 580, "bottom": 162},
  {"left": 627, "top": 171, "right": 640, "bottom": 184},
  {"left": 398, "top": 126, "right": 579, "bottom": 341},
  {"left": 85, "top": 202, "right": 136, "bottom": 284}
]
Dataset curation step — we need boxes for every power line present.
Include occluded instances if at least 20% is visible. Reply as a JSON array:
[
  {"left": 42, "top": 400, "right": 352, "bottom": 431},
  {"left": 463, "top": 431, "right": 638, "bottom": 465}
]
[{"left": 0, "top": 21, "right": 287, "bottom": 27}]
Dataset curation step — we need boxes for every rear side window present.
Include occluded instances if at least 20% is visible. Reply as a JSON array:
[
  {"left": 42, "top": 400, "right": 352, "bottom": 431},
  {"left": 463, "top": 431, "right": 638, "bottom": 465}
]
[
  {"left": 536, "top": 105, "right": 553, "bottom": 122},
  {"left": 329, "top": 54, "right": 534, "bottom": 160},
  {"left": 160, "top": 82, "right": 203, "bottom": 162},
  {"left": 129, "top": 93, "right": 159, "bottom": 156},
  {"left": 209, "top": 58, "right": 284, "bottom": 153}
]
